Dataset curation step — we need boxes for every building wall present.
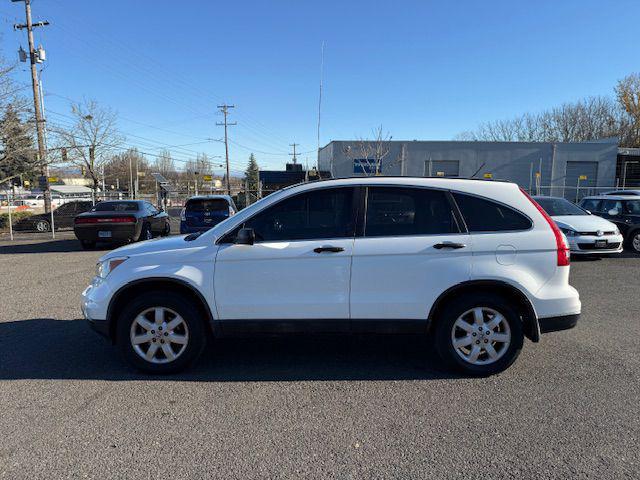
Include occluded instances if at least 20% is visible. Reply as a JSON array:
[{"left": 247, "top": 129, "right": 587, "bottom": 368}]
[{"left": 318, "top": 140, "right": 618, "bottom": 199}]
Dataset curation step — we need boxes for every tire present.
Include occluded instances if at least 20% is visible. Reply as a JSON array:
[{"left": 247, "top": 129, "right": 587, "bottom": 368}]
[
  {"left": 139, "top": 223, "right": 153, "bottom": 242},
  {"left": 80, "top": 240, "right": 95, "bottom": 250},
  {"left": 627, "top": 230, "right": 640, "bottom": 254},
  {"left": 433, "top": 293, "right": 524, "bottom": 376},
  {"left": 116, "top": 291, "right": 206, "bottom": 374},
  {"left": 35, "top": 219, "right": 50, "bottom": 232}
]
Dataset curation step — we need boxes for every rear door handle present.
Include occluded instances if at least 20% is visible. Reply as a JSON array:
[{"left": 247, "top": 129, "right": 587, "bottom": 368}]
[
  {"left": 314, "top": 246, "right": 345, "bottom": 253},
  {"left": 433, "top": 242, "right": 466, "bottom": 250}
]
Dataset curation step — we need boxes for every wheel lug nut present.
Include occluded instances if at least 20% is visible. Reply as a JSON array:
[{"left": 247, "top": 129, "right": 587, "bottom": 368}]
[
  {"left": 151, "top": 330, "right": 155, "bottom": 334},
  {"left": 160, "top": 339, "right": 165, "bottom": 344},
  {"left": 164, "top": 332, "right": 168, "bottom": 336},
  {"left": 475, "top": 340, "right": 480, "bottom": 344},
  {"left": 472, "top": 332, "right": 477, "bottom": 337},
  {"left": 484, "top": 339, "right": 488, "bottom": 343},
  {"left": 152, "top": 338, "right": 156, "bottom": 342},
  {"left": 159, "top": 326, "right": 162, "bottom": 331}
]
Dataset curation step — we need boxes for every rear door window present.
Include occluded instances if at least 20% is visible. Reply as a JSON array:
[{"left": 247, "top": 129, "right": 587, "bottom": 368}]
[
  {"left": 452, "top": 192, "right": 531, "bottom": 232},
  {"left": 624, "top": 200, "right": 640, "bottom": 215},
  {"left": 364, "top": 187, "right": 459, "bottom": 237},
  {"left": 601, "top": 199, "right": 623, "bottom": 215}
]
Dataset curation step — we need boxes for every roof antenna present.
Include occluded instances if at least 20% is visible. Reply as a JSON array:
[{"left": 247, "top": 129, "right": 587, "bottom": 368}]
[{"left": 471, "top": 162, "right": 486, "bottom": 179}]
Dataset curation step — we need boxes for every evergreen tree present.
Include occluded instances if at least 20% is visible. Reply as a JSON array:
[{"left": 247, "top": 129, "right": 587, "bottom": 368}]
[
  {"left": 244, "top": 153, "right": 260, "bottom": 196},
  {"left": 0, "top": 104, "right": 36, "bottom": 182}
]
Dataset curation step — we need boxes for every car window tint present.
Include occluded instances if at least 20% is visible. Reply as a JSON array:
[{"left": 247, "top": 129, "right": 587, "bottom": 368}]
[
  {"left": 56, "top": 203, "right": 74, "bottom": 214},
  {"left": 244, "top": 187, "right": 354, "bottom": 241},
  {"left": 453, "top": 192, "right": 531, "bottom": 232},
  {"left": 580, "top": 199, "right": 602, "bottom": 212},
  {"left": 365, "top": 187, "right": 459, "bottom": 237},
  {"left": 624, "top": 200, "right": 640, "bottom": 215},
  {"left": 186, "top": 199, "right": 228, "bottom": 212},
  {"left": 93, "top": 202, "right": 139, "bottom": 212}
]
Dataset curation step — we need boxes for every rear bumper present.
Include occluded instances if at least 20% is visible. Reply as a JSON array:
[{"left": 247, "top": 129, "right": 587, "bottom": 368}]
[
  {"left": 74, "top": 224, "right": 139, "bottom": 242},
  {"left": 539, "top": 313, "right": 579, "bottom": 333}
]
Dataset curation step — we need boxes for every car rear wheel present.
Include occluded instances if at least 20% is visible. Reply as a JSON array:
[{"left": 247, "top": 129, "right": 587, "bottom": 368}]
[
  {"left": 116, "top": 291, "right": 206, "bottom": 374},
  {"left": 434, "top": 294, "right": 524, "bottom": 376},
  {"left": 35, "top": 219, "right": 50, "bottom": 232}
]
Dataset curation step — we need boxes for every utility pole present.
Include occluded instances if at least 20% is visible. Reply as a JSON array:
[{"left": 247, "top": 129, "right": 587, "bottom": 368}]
[
  {"left": 216, "top": 104, "right": 236, "bottom": 195},
  {"left": 289, "top": 143, "right": 299, "bottom": 164},
  {"left": 13, "top": 0, "right": 50, "bottom": 212}
]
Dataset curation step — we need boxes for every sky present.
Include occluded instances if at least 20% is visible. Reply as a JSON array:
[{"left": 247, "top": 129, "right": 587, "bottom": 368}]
[{"left": 1, "top": 0, "right": 639, "bottom": 174}]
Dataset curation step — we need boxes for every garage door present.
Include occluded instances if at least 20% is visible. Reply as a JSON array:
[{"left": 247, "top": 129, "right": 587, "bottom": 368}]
[
  {"left": 425, "top": 160, "right": 459, "bottom": 177},
  {"left": 565, "top": 161, "right": 598, "bottom": 201}
]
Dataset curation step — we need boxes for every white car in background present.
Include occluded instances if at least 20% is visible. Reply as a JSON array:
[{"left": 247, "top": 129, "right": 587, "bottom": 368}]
[{"left": 533, "top": 196, "right": 623, "bottom": 255}]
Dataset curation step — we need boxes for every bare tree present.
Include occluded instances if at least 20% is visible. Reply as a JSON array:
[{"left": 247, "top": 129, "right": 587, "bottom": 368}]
[
  {"left": 460, "top": 96, "right": 627, "bottom": 144},
  {"left": 54, "top": 100, "right": 123, "bottom": 194},
  {"left": 154, "top": 149, "right": 175, "bottom": 177},
  {"left": 343, "top": 125, "right": 392, "bottom": 175},
  {"left": 616, "top": 73, "right": 640, "bottom": 146}
]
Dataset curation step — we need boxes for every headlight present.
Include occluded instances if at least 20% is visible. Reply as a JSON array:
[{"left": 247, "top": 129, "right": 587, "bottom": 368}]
[
  {"left": 96, "top": 257, "right": 128, "bottom": 278},
  {"left": 560, "top": 228, "right": 577, "bottom": 237}
]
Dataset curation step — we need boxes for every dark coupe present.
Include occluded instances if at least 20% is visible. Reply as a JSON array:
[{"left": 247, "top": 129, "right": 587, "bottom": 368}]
[{"left": 74, "top": 200, "right": 170, "bottom": 249}]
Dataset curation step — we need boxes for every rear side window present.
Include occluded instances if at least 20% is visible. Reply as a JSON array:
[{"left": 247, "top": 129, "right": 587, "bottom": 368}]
[
  {"left": 186, "top": 199, "right": 229, "bottom": 212},
  {"left": 453, "top": 192, "right": 531, "bottom": 232},
  {"left": 365, "top": 187, "right": 459, "bottom": 237}
]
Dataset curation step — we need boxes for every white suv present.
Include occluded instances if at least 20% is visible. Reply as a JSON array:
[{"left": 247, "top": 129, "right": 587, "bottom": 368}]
[{"left": 82, "top": 178, "right": 581, "bottom": 376}]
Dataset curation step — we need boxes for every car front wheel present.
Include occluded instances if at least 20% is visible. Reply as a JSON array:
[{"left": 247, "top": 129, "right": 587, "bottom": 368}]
[
  {"left": 434, "top": 294, "right": 524, "bottom": 376},
  {"left": 629, "top": 230, "right": 640, "bottom": 253},
  {"left": 116, "top": 292, "right": 206, "bottom": 374}
]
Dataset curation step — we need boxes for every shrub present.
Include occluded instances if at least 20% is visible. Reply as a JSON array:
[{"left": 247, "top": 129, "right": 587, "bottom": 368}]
[{"left": 0, "top": 211, "right": 33, "bottom": 230}]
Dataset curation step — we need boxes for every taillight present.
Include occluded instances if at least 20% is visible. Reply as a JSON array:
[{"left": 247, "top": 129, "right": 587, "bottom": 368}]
[
  {"left": 75, "top": 216, "right": 136, "bottom": 224},
  {"left": 180, "top": 208, "right": 186, "bottom": 221},
  {"left": 520, "top": 188, "right": 570, "bottom": 266}
]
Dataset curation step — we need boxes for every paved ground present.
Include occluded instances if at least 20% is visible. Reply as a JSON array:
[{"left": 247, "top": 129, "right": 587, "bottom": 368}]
[{"left": 0, "top": 235, "right": 639, "bottom": 479}]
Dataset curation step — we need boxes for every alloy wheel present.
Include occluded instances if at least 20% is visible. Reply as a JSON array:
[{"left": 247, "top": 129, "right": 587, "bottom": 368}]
[
  {"left": 36, "top": 220, "right": 50, "bottom": 232},
  {"left": 633, "top": 233, "right": 640, "bottom": 252},
  {"left": 451, "top": 307, "right": 511, "bottom": 365},
  {"left": 129, "top": 307, "right": 189, "bottom": 364}
]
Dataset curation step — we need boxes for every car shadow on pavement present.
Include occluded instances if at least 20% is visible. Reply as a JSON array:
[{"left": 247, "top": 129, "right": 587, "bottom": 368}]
[
  {"left": 0, "top": 318, "right": 458, "bottom": 382},
  {"left": 0, "top": 239, "right": 111, "bottom": 254}
]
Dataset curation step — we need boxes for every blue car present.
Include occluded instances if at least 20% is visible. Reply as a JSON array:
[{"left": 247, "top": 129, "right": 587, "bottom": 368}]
[{"left": 180, "top": 195, "right": 238, "bottom": 234}]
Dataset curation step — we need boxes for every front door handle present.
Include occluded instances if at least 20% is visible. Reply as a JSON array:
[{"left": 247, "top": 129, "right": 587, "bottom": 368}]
[
  {"left": 314, "top": 246, "right": 345, "bottom": 253},
  {"left": 433, "top": 242, "right": 466, "bottom": 250}
]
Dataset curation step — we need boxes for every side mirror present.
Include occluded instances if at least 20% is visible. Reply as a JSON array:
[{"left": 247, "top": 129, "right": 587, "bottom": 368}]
[
  {"left": 235, "top": 228, "right": 255, "bottom": 245},
  {"left": 608, "top": 209, "right": 619, "bottom": 216}
]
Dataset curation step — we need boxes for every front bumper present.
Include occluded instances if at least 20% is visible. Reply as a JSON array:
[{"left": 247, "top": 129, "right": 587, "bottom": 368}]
[
  {"left": 539, "top": 313, "right": 579, "bottom": 333},
  {"left": 81, "top": 280, "right": 113, "bottom": 340},
  {"left": 567, "top": 234, "right": 623, "bottom": 255}
]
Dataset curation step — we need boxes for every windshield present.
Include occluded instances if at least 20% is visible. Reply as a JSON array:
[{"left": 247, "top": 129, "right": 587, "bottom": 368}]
[
  {"left": 534, "top": 197, "right": 587, "bottom": 216},
  {"left": 186, "top": 198, "right": 228, "bottom": 212},
  {"left": 92, "top": 202, "right": 139, "bottom": 212}
]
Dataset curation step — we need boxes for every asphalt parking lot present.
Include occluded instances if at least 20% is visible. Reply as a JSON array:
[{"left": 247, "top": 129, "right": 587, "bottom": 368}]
[{"left": 1, "top": 233, "right": 639, "bottom": 479}]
